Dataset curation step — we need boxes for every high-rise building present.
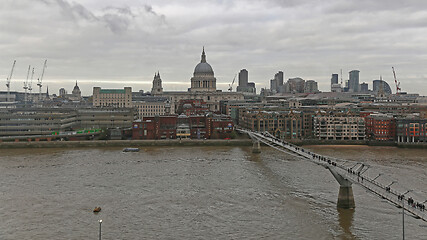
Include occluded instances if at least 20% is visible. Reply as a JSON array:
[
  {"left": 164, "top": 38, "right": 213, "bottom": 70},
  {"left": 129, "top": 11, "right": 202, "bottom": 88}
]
[
  {"left": 373, "top": 80, "right": 392, "bottom": 95},
  {"left": 360, "top": 82, "right": 369, "bottom": 92},
  {"left": 304, "top": 80, "right": 318, "bottom": 93},
  {"left": 238, "top": 69, "right": 248, "bottom": 87},
  {"left": 331, "top": 74, "right": 338, "bottom": 85},
  {"left": 275, "top": 71, "right": 284, "bottom": 87},
  {"left": 285, "top": 77, "right": 305, "bottom": 93},
  {"left": 270, "top": 79, "right": 277, "bottom": 93},
  {"left": 348, "top": 70, "right": 360, "bottom": 92},
  {"left": 270, "top": 71, "right": 284, "bottom": 93},
  {"left": 237, "top": 69, "right": 256, "bottom": 95}
]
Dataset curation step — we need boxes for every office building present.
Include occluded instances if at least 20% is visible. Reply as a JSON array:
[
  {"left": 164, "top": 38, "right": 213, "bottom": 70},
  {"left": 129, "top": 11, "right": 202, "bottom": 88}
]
[{"left": 348, "top": 70, "right": 360, "bottom": 92}]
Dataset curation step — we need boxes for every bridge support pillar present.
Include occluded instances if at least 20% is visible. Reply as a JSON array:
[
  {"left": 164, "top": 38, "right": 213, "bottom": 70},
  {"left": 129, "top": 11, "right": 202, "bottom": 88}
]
[
  {"left": 327, "top": 167, "right": 355, "bottom": 209},
  {"left": 252, "top": 140, "right": 261, "bottom": 153},
  {"left": 337, "top": 186, "right": 355, "bottom": 209}
]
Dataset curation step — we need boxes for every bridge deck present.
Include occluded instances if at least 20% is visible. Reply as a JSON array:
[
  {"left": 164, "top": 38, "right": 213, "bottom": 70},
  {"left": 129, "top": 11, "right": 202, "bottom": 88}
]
[{"left": 239, "top": 128, "right": 427, "bottom": 222}]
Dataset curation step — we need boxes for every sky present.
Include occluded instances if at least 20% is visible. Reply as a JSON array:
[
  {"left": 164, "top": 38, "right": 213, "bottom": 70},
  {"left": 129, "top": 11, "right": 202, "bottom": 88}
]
[{"left": 1, "top": 0, "right": 426, "bottom": 96}]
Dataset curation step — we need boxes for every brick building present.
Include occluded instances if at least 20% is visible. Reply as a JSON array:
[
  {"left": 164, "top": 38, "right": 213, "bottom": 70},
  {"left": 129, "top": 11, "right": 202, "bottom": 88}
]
[
  {"left": 132, "top": 114, "right": 233, "bottom": 140},
  {"left": 365, "top": 113, "right": 396, "bottom": 141},
  {"left": 396, "top": 117, "right": 427, "bottom": 143}
]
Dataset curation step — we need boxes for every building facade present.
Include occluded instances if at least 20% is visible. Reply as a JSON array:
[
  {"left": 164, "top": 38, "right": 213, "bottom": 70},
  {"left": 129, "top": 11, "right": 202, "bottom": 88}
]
[
  {"left": 93, "top": 87, "right": 132, "bottom": 108},
  {"left": 239, "top": 109, "right": 304, "bottom": 139},
  {"left": 365, "top": 113, "right": 396, "bottom": 141},
  {"left": 396, "top": 117, "right": 427, "bottom": 143},
  {"left": 132, "top": 114, "right": 234, "bottom": 140},
  {"left": 133, "top": 97, "right": 170, "bottom": 120},
  {"left": 314, "top": 112, "right": 365, "bottom": 140}
]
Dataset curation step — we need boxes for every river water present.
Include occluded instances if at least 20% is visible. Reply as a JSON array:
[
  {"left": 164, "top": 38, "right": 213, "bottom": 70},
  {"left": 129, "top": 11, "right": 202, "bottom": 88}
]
[{"left": 0, "top": 145, "right": 426, "bottom": 239}]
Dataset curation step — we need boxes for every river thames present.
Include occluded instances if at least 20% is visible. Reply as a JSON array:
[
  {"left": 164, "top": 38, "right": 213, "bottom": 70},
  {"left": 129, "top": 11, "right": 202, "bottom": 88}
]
[{"left": 1, "top": 145, "right": 426, "bottom": 239}]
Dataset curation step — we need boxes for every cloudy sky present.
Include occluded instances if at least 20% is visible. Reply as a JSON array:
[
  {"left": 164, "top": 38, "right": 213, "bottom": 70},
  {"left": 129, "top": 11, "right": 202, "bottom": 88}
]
[{"left": 1, "top": 0, "right": 426, "bottom": 96}]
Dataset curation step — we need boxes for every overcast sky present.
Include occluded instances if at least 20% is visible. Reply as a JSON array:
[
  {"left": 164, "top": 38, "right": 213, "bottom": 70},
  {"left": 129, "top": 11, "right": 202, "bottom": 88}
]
[{"left": 1, "top": 0, "right": 426, "bottom": 96}]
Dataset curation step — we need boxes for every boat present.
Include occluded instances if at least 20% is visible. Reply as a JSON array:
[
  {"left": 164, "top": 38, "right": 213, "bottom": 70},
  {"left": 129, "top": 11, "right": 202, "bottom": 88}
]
[
  {"left": 93, "top": 207, "right": 101, "bottom": 213},
  {"left": 123, "top": 148, "right": 140, "bottom": 152}
]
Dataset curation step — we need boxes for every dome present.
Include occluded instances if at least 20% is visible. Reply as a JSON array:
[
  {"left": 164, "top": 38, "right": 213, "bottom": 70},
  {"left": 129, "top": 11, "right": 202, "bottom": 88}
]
[
  {"left": 194, "top": 62, "right": 214, "bottom": 75},
  {"left": 193, "top": 47, "right": 214, "bottom": 76},
  {"left": 73, "top": 81, "right": 80, "bottom": 91}
]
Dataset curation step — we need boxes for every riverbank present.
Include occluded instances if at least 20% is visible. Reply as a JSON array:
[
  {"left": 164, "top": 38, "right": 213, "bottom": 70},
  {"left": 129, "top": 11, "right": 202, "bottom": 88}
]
[
  {"left": 0, "top": 139, "right": 253, "bottom": 149},
  {"left": 286, "top": 139, "right": 426, "bottom": 148}
]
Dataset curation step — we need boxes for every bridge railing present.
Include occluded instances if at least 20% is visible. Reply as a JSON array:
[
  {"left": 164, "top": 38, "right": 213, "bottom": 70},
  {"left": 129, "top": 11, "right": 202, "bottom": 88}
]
[{"left": 237, "top": 128, "right": 427, "bottom": 221}]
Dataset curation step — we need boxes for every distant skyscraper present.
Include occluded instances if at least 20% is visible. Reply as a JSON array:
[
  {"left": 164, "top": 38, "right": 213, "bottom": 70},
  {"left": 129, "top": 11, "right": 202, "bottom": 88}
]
[
  {"left": 348, "top": 70, "right": 360, "bottom": 92},
  {"left": 331, "top": 74, "right": 338, "bottom": 85},
  {"left": 304, "top": 80, "right": 318, "bottom": 93},
  {"left": 275, "top": 71, "right": 284, "bottom": 87},
  {"left": 373, "top": 79, "right": 392, "bottom": 95},
  {"left": 238, "top": 69, "right": 248, "bottom": 87},
  {"left": 285, "top": 77, "right": 305, "bottom": 93},
  {"left": 270, "top": 71, "right": 284, "bottom": 93},
  {"left": 360, "top": 82, "right": 368, "bottom": 92},
  {"left": 237, "top": 69, "right": 256, "bottom": 95},
  {"left": 331, "top": 73, "right": 341, "bottom": 92}
]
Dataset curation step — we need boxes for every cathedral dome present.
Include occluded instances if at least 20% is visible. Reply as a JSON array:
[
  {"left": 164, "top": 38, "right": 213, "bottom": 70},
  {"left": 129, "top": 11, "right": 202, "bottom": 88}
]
[
  {"left": 193, "top": 47, "right": 214, "bottom": 76},
  {"left": 194, "top": 62, "right": 214, "bottom": 75}
]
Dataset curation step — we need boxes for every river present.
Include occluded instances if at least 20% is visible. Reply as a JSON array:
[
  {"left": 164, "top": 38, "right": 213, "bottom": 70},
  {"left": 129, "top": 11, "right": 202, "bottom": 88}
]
[{"left": 0, "top": 145, "right": 426, "bottom": 239}]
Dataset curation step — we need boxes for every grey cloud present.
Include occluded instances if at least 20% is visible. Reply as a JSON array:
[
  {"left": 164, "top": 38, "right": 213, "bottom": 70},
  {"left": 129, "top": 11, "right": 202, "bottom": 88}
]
[
  {"left": 53, "top": 0, "right": 97, "bottom": 21},
  {"left": 1, "top": 0, "right": 427, "bottom": 96}
]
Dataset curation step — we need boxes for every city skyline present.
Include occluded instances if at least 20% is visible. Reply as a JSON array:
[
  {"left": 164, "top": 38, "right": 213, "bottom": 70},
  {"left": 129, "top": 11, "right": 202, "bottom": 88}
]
[{"left": 1, "top": 0, "right": 427, "bottom": 95}]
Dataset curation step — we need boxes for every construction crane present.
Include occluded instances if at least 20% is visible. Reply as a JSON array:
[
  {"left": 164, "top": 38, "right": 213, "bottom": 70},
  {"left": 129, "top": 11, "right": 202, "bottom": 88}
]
[
  {"left": 37, "top": 60, "right": 47, "bottom": 101},
  {"left": 23, "top": 65, "right": 31, "bottom": 106},
  {"left": 6, "top": 60, "right": 16, "bottom": 102},
  {"left": 392, "top": 67, "right": 401, "bottom": 94},
  {"left": 29, "top": 67, "right": 34, "bottom": 102},
  {"left": 228, "top": 74, "right": 237, "bottom": 92}
]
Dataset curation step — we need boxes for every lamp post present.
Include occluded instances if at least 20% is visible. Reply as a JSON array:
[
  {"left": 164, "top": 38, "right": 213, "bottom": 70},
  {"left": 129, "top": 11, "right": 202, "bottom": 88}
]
[
  {"left": 99, "top": 219, "right": 102, "bottom": 240},
  {"left": 402, "top": 190, "right": 413, "bottom": 240},
  {"left": 387, "top": 181, "right": 397, "bottom": 188},
  {"left": 372, "top": 173, "right": 382, "bottom": 181}
]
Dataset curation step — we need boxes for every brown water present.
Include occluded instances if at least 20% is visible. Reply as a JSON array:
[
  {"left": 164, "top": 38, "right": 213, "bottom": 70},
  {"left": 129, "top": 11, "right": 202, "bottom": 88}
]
[{"left": 0, "top": 146, "right": 426, "bottom": 239}]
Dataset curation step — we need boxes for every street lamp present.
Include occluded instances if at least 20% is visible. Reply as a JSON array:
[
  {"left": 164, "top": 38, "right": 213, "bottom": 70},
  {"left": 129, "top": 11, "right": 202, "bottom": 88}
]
[
  {"left": 402, "top": 190, "right": 413, "bottom": 240},
  {"left": 99, "top": 219, "right": 102, "bottom": 240},
  {"left": 372, "top": 173, "right": 382, "bottom": 181},
  {"left": 387, "top": 181, "right": 397, "bottom": 188}
]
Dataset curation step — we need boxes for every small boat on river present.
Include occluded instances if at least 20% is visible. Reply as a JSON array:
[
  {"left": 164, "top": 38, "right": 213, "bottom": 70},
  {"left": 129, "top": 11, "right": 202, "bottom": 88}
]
[{"left": 123, "top": 148, "right": 140, "bottom": 152}]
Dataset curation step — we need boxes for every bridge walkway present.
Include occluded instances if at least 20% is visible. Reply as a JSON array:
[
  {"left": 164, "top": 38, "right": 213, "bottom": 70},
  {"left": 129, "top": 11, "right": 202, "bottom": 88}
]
[{"left": 239, "top": 128, "right": 426, "bottom": 222}]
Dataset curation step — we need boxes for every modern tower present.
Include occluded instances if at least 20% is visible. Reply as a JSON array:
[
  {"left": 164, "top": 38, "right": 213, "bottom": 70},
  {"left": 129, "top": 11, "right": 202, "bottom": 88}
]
[
  {"left": 238, "top": 69, "right": 248, "bottom": 87},
  {"left": 348, "top": 70, "right": 360, "bottom": 92}
]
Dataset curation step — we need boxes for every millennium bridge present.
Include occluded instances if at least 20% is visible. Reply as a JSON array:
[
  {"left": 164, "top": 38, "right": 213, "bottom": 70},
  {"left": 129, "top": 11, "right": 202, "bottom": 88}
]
[{"left": 237, "top": 128, "right": 426, "bottom": 222}]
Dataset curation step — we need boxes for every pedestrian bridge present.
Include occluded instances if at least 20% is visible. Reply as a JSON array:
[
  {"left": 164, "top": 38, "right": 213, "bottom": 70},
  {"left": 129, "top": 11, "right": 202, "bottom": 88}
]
[{"left": 237, "top": 128, "right": 426, "bottom": 222}]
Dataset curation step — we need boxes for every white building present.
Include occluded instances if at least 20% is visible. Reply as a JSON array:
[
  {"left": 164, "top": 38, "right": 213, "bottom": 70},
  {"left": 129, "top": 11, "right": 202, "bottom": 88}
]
[{"left": 93, "top": 87, "right": 132, "bottom": 108}]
